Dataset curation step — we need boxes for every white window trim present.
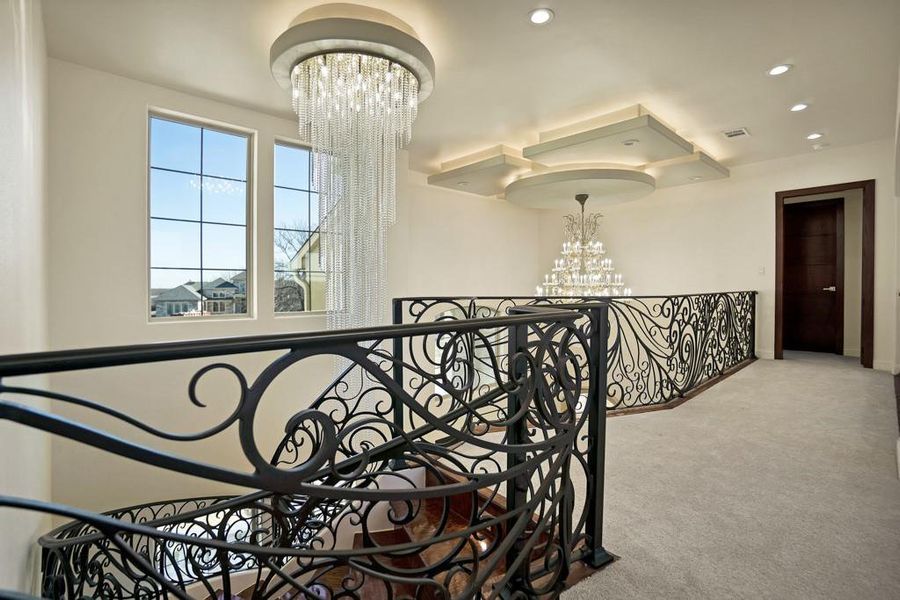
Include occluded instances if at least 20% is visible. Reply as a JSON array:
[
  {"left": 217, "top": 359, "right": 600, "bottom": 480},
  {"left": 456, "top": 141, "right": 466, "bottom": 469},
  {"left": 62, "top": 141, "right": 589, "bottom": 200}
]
[
  {"left": 146, "top": 107, "right": 257, "bottom": 324},
  {"left": 272, "top": 136, "right": 328, "bottom": 317}
]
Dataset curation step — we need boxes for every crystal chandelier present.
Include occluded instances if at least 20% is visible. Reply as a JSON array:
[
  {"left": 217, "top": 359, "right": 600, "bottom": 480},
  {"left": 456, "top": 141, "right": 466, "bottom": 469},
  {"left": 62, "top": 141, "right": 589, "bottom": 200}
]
[
  {"left": 292, "top": 53, "right": 417, "bottom": 330},
  {"left": 271, "top": 6, "right": 435, "bottom": 329},
  {"left": 536, "top": 194, "right": 632, "bottom": 297}
]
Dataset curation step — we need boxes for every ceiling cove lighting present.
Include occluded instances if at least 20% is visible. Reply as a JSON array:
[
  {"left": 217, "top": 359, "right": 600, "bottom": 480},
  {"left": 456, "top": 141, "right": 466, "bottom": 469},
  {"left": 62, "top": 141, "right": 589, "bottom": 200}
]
[
  {"left": 529, "top": 8, "right": 555, "bottom": 25},
  {"left": 270, "top": 4, "right": 435, "bottom": 331},
  {"left": 767, "top": 64, "right": 792, "bottom": 76},
  {"left": 806, "top": 132, "right": 823, "bottom": 140},
  {"left": 790, "top": 103, "right": 809, "bottom": 112}
]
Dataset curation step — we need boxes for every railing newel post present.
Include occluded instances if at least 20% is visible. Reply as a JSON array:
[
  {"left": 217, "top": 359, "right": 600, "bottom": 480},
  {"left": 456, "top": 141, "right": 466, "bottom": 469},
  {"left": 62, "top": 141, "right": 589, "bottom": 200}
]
[
  {"left": 750, "top": 291, "right": 757, "bottom": 359},
  {"left": 585, "top": 303, "right": 614, "bottom": 568},
  {"left": 504, "top": 320, "right": 530, "bottom": 595},
  {"left": 390, "top": 298, "right": 406, "bottom": 470}
]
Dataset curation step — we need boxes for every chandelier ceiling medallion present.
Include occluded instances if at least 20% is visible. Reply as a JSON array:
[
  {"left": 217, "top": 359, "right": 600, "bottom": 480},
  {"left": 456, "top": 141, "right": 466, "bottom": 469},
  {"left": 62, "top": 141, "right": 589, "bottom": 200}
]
[
  {"left": 271, "top": 4, "right": 435, "bottom": 329},
  {"left": 537, "top": 194, "right": 631, "bottom": 297}
]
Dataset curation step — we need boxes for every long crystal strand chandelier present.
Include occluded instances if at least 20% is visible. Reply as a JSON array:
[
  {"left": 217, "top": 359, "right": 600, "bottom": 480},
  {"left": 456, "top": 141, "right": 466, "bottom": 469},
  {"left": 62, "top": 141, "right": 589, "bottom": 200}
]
[
  {"left": 293, "top": 53, "right": 416, "bottom": 330},
  {"left": 271, "top": 6, "right": 435, "bottom": 329},
  {"left": 536, "top": 194, "right": 632, "bottom": 297}
]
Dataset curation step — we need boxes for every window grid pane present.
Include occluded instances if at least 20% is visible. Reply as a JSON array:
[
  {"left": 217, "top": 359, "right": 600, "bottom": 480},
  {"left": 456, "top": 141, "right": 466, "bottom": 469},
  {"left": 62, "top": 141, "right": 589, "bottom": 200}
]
[
  {"left": 149, "top": 116, "right": 250, "bottom": 319},
  {"left": 274, "top": 143, "right": 317, "bottom": 313}
]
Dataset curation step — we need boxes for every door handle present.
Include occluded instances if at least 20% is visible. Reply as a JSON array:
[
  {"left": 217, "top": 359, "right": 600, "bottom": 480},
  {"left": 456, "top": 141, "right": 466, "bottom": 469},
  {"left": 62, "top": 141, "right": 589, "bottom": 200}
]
[{"left": 822, "top": 286, "right": 836, "bottom": 292}]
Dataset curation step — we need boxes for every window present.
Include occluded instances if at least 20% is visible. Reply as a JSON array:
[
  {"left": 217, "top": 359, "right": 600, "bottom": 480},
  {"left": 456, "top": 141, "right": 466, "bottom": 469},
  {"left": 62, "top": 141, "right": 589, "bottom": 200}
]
[
  {"left": 273, "top": 142, "right": 324, "bottom": 312},
  {"left": 149, "top": 115, "right": 250, "bottom": 319}
]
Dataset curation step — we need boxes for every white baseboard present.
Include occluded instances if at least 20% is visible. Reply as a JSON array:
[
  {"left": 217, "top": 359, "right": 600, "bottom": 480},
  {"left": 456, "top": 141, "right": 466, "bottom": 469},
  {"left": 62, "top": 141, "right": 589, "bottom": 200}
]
[
  {"left": 843, "top": 347, "right": 861, "bottom": 358},
  {"left": 873, "top": 360, "right": 895, "bottom": 373},
  {"left": 756, "top": 349, "right": 774, "bottom": 359}
]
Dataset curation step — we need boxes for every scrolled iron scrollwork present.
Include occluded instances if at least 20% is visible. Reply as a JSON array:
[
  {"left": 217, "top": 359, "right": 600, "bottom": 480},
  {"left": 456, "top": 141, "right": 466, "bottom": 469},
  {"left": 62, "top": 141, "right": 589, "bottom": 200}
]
[
  {"left": 0, "top": 292, "right": 753, "bottom": 598},
  {"left": 1, "top": 304, "right": 618, "bottom": 599},
  {"left": 394, "top": 291, "right": 756, "bottom": 410}
]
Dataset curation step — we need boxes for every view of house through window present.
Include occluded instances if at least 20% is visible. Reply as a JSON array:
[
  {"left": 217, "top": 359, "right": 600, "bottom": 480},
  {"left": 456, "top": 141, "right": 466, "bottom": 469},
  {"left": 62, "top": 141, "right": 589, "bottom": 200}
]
[
  {"left": 149, "top": 115, "right": 250, "bottom": 318},
  {"left": 274, "top": 142, "right": 324, "bottom": 312}
]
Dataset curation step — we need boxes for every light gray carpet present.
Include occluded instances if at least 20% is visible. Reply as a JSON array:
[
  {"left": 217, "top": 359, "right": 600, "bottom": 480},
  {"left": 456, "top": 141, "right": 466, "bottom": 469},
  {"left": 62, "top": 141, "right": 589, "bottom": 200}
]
[{"left": 563, "top": 352, "right": 900, "bottom": 600}]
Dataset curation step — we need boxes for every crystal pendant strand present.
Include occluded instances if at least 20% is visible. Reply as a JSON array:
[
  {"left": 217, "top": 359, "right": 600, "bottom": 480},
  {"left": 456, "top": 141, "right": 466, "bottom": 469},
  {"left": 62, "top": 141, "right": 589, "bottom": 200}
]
[
  {"left": 536, "top": 195, "right": 632, "bottom": 297},
  {"left": 292, "top": 53, "right": 418, "bottom": 330}
]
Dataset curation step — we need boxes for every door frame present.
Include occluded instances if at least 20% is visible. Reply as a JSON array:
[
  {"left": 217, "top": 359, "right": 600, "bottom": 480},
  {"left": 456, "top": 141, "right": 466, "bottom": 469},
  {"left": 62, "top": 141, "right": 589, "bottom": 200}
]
[{"left": 775, "top": 179, "right": 875, "bottom": 367}]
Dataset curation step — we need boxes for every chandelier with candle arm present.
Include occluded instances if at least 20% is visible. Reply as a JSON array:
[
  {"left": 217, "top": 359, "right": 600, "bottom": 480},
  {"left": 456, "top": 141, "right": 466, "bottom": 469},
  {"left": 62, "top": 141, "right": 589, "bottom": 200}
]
[{"left": 536, "top": 194, "right": 632, "bottom": 297}]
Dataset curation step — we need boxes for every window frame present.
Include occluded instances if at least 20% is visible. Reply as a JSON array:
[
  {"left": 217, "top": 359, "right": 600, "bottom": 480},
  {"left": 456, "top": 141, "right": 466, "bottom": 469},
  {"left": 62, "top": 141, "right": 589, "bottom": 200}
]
[
  {"left": 146, "top": 108, "right": 256, "bottom": 323},
  {"left": 272, "top": 137, "right": 325, "bottom": 316}
]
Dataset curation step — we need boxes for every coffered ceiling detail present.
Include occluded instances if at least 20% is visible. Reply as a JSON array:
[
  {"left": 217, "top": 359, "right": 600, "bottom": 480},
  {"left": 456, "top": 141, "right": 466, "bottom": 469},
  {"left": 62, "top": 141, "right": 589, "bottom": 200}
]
[{"left": 427, "top": 105, "right": 729, "bottom": 206}]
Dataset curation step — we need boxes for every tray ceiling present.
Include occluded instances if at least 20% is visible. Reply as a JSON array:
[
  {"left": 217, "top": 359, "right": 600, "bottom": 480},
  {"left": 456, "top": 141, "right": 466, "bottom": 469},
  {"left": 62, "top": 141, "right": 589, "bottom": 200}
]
[{"left": 42, "top": 0, "right": 900, "bottom": 172}]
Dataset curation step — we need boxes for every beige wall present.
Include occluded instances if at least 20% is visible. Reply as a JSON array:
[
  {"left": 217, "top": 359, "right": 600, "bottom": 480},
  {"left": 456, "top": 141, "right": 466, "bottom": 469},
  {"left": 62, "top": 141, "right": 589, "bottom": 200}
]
[
  {"left": 44, "top": 59, "right": 542, "bottom": 512},
  {"left": 392, "top": 170, "right": 541, "bottom": 298},
  {"left": 538, "top": 138, "right": 898, "bottom": 372},
  {"left": 784, "top": 189, "right": 862, "bottom": 356},
  {"left": 46, "top": 58, "right": 330, "bottom": 511},
  {"left": 895, "top": 65, "right": 900, "bottom": 374},
  {"left": 0, "top": 0, "right": 50, "bottom": 592}
]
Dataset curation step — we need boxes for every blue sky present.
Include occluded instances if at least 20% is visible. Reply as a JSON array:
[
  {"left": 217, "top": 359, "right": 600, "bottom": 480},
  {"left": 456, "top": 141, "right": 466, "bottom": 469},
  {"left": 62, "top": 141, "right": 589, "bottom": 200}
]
[{"left": 149, "top": 117, "right": 315, "bottom": 291}]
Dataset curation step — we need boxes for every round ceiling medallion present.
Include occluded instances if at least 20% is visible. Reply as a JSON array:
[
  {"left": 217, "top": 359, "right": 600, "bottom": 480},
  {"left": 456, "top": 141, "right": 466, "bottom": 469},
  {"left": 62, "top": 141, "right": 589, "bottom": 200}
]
[
  {"left": 270, "top": 4, "right": 435, "bottom": 102},
  {"left": 505, "top": 166, "right": 656, "bottom": 209}
]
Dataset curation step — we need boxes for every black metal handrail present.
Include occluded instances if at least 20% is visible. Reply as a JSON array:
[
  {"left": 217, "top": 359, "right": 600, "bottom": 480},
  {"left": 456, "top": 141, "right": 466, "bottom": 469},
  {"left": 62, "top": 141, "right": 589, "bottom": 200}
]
[
  {"left": 0, "top": 311, "right": 572, "bottom": 377},
  {"left": 1, "top": 303, "right": 611, "bottom": 599}
]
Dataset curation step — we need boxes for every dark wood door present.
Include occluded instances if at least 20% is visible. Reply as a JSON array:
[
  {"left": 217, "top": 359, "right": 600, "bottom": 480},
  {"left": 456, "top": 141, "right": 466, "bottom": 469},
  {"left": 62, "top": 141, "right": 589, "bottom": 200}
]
[{"left": 783, "top": 199, "right": 844, "bottom": 353}]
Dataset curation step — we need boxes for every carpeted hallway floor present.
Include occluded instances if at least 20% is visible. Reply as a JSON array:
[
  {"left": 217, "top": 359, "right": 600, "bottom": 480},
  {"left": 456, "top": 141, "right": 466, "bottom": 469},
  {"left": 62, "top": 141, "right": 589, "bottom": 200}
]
[{"left": 563, "top": 352, "right": 900, "bottom": 600}]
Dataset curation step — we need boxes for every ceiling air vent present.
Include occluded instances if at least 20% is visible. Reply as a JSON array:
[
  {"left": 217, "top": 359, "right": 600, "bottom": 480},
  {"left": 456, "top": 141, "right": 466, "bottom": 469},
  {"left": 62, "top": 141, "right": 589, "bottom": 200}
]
[{"left": 722, "top": 127, "right": 751, "bottom": 139}]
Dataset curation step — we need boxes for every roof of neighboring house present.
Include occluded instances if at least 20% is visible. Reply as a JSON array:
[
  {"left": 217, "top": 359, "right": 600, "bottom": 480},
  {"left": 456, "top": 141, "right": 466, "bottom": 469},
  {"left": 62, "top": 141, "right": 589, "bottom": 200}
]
[
  {"left": 156, "top": 274, "right": 245, "bottom": 303},
  {"left": 184, "top": 279, "right": 239, "bottom": 297},
  {"left": 211, "top": 279, "right": 238, "bottom": 289},
  {"left": 154, "top": 284, "right": 202, "bottom": 302},
  {"left": 289, "top": 230, "right": 321, "bottom": 271}
]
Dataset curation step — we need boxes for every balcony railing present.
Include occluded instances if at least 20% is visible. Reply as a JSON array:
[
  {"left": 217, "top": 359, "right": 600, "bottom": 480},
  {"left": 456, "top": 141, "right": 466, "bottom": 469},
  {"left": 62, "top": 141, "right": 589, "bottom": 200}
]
[
  {"left": 393, "top": 292, "right": 757, "bottom": 412},
  {"left": 0, "top": 291, "right": 755, "bottom": 599},
  {"left": 0, "top": 303, "right": 614, "bottom": 599}
]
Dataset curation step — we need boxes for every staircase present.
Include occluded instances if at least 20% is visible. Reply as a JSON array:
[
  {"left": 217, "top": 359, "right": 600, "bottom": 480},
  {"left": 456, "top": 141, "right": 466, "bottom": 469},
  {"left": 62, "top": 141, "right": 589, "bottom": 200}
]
[{"left": 210, "top": 466, "right": 601, "bottom": 600}]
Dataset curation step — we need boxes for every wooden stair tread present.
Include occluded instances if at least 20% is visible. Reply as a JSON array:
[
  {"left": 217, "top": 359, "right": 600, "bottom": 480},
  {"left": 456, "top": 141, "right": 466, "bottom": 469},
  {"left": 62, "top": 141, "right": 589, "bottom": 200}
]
[
  {"left": 424, "top": 465, "right": 511, "bottom": 514},
  {"left": 204, "top": 590, "right": 253, "bottom": 600},
  {"left": 226, "top": 466, "right": 602, "bottom": 599},
  {"left": 354, "top": 528, "right": 434, "bottom": 598},
  {"left": 355, "top": 527, "right": 425, "bottom": 570},
  {"left": 290, "top": 527, "right": 434, "bottom": 600}
]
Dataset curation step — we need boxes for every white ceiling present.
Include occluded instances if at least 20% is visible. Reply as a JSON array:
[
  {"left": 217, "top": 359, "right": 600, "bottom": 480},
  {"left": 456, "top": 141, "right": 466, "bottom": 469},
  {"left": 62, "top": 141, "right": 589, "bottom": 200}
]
[{"left": 42, "top": 0, "right": 900, "bottom": 173}]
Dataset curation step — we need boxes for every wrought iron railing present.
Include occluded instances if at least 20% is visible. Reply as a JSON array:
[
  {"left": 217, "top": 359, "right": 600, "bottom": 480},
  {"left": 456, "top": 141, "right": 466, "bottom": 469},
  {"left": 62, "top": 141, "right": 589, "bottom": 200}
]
[
  {"left": 392, "top": 292, "right": 757, "bottom": 411},
  {"left": 0, "top": 304, "right": 612, "bottom": 599}
]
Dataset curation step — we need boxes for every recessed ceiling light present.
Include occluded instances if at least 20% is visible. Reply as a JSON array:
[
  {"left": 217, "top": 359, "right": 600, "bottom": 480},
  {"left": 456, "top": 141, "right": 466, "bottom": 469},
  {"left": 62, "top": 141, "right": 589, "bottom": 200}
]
[
  {"left": 767, "top": 64, "right": 792, "bottom": 76},
  {"left": 528, "top": 8, "right": 554, "bottom": 25},
  {"left": 622, "top": 138, "right": 640, "bottom": 146},
  {"left": 806, "top": 132, "right": 823, "bottom": 140},
  {"left": 790, "top": 103, "right": 808, "bottom": 112},
  {"left": 688, "top": 176, "right": 703, "bottom": 181},
  {"left": 456, "top": 180, "right": 470, "bottom": 187}
]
